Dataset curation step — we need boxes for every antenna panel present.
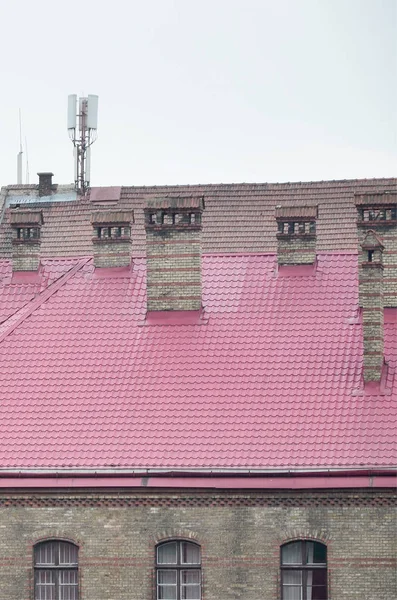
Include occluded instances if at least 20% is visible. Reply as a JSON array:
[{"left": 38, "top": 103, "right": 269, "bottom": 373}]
[
  {"left": 67, "top": 95, "right": 77, "bottom": 130},
  {"left": 73, "top": 147, "right": 78, "bottom": 183},
  {"left": 86, "top": 146, "right": 91, "bottom": 185},
  {"left": 87, "top": 95, "right": 98, "bottom": 130}
]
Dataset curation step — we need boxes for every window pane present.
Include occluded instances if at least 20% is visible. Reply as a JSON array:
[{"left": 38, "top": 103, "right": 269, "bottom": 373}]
[
  {"left": 311, "top": 570, "right": 327, "bottom": 586},
  {"left": 158, "top": 586, "right": 177, "bottom": 600},
  {"left": 158, "top": 571, "right": 177, "bottom": 584},
  {"left": 181, "top": 584, "right": 201, "bottom": 600},
  {"left": 181, "top": 571, "right": 200, "bottom": 584},
  {"left": 59, "top": 571, "right": 78, "bottom": 600},
  {"left": 181, "top": 542, "right": 200, "bottom": 565},
  {"left": 181, "top": 570, "right": 201, "bottom": 600},
  {"left": 35, "top": 570, "right": 55, "bottom": 600},
  {"left": 59, "top": 542, "right": 78, "bottom": 565},
  {"left": 306, "top": 542, "right": 326, "bottom": 564},
  {"left": 283, "top": 587, "right": 302, "bottom": 600},
  {"left": 307, "top": 586, "right": 327, "bottom": 600},
  {"left": 157, "top": 571, "right": 177, "bottom": 600},
  {"left": 158, "top": 542, "right": 178, "bottom": 564},
  {"left": 283, "top": 570, "right": 302, "bottom": 585},
  {"left": 35, "top": 543, "right": 56, "bottom": 566},
  {"left": 282, "top": 542, "right": 302, "bottom": 564}
]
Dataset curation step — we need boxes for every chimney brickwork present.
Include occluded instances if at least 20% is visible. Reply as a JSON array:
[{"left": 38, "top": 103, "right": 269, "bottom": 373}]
[
  {"left": 355, "top": 192, "right": 397, "bottom": 308},
  {"left": 37, "top": 172, "right": 55, "bottom": 197},
  {"left": 275, "top": 206, "right": 318, "bottom": 265},
  {"left": 91, "top": 211, "right": 134, "bottom": 268},
  {"left": 10, "top": 209, "right": 43, "bottom": 271},
  {"left": 359, "top": 230, "right": 385, "bottom": 382},
  {"left": 144, "top": 197, "right": 204, "bottom": 311}
]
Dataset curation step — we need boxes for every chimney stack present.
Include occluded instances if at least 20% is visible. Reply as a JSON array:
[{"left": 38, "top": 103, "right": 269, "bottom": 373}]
[
  {"left": 10, "top": 209, "right": 43, "bottom": 271},
  {"left": 355, "top": 192, "right": 397, "bottom": 308},
  {"left": 144, "top": 197, "right": 205, "bottom": 311},
  {"left": 359, "top": 230, "right": 385, "bottom": 382},
  {"left": 91, "top": 211, "right": 134, "bottom": 268},
  {"left": 275, "top": 206, "right": 318, "bottom": 265},
  {"left": 37, "top": 172, "right": 54, "bottom": 197}
]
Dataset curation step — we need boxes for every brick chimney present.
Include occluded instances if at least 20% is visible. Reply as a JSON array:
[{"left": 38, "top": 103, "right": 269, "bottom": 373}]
[
  {"left": 144, "top": 197, "right": 205, "bottom": 311},
  {"left": 10, "top": 209, "right": 43, "bottom": 271},
  {"left": 91, "top": 211, "right": 134, "bottom": 268},
  {"left": 355, "top": 192, "right": 397, "bottom": 308},
  {"left": 37, "top": 172, "right": 54, "bottom": 197},
  {"left": 275, "top": 206, "right": 318, "bottom": 265},
  {"left": 359, "top": 230, "right": 385, "bottom": 382}
]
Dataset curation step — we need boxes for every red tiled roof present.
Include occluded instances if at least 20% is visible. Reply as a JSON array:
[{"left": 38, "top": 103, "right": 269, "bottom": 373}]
[
  {"left": 0, "top": 253, "right": 395, "bottom": 470},
  {"left": 1, "top": 178, "right": 396, "bottom": 258}
]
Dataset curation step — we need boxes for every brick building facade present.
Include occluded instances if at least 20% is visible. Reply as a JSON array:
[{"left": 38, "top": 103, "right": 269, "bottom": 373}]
[{"left": 0, "top": 177, "right": 396, "bottom": 599}]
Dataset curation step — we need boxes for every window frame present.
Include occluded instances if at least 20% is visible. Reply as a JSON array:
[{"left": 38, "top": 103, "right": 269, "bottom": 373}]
[
  {"left": 155, "top": 539, "right": 201, "bottom": 600},
  {"left": 34, "top": 540, "right": 79, "bottom": 600},
  {"left": 280, "top": 540, "right": 327, "bottom": 600}
]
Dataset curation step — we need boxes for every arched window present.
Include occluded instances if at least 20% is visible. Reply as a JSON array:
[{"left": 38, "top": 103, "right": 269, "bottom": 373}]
[
  {"left": 34, "top": 540, "right": 78, "bottom": 600},
  {"left": 156, "top": 540, "right": 201, "bottom": 599},
  {"left": 281, "top": 540, "right": 327, "bottom": 600}
]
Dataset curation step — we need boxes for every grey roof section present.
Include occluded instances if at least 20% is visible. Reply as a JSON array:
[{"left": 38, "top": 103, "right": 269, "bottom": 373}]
[{"left": 6, "top": 192, "right": 77, "bottom": 207}]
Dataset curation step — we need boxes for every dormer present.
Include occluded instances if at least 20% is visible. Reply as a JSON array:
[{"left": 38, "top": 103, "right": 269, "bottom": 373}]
[
  {"left": 91, "top": 210, "right": 134, "bottom": 268},
  {"left": 10, "top": 209, "right": 43, "bottom": 271},
  {"left": 275, "top": 205, "right": 318, "bottom": 265}
]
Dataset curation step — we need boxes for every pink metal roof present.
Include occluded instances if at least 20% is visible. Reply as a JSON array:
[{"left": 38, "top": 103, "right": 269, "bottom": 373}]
[{"left": 0, "top": 253, "right": 395, "bottom": 470}]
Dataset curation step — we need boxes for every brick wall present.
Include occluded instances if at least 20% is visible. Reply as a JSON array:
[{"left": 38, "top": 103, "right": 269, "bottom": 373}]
[
  {"left": 358, "top": 232, "right": 384, "bottom": 382},
  {"left": 0, "top": 490, "right": 395, "bottom": 600},
  {"left": 91, "top": 211, "right": 134, "bottom": 269},
  {"left": 145, "top": 198, "right": 204, "bottom": 311},
  {"left": 12, "top": 239, "right": 41, "bottom": 271},
  {"left": 277, "top": 234, "right": 316, "bottom": 266},
  {"left": 92, "top": 237, "right": 131, "bottom": 268},
  {"left": 355, "top": 194, "right": 397, "bottom": 308},
  {"left": 275, "top": 208, "right": 317, "bottom": 266}
]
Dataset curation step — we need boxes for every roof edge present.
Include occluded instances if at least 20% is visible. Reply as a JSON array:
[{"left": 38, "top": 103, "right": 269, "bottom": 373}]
[{"left": 0, "top": 472, "right": 395, "bottom": 491}]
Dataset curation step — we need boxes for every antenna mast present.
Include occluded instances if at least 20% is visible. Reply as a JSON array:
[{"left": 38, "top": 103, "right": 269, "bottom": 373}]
[
  {"left": 67, "top": 94, "right": 98, "bottom": 194},
  {"left": 17, "top": 109, "right": 23, "bottom": 184}
]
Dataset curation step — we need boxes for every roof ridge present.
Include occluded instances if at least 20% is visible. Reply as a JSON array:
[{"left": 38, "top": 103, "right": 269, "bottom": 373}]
[
  {"left": 121, "top": 177, "right": 397, "bottom": 191},
  {"left": 0, "top": 258, "right": 90, "bottom": 345}
]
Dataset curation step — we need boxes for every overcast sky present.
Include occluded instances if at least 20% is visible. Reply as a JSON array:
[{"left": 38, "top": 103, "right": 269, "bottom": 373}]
[{"left": 0, "top": 0, "right": 396, "bottom": 187}]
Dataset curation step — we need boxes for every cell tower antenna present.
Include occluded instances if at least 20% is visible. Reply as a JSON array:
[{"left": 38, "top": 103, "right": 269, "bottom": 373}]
[
  {"left": 17, "top": 109, "right": 23, "bottom": 184},
  {"left": 67, "top": 94, "right": 98, "bottom": 194}
]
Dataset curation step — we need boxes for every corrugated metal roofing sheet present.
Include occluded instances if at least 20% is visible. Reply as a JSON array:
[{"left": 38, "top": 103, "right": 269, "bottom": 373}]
[{"left": 0, "top": 253, "right": 395, "bottom": 470}]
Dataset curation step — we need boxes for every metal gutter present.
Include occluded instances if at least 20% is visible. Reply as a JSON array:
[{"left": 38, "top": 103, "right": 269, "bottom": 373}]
[{"left": 0, "top": 466, "right": 395, "bottom": 476}]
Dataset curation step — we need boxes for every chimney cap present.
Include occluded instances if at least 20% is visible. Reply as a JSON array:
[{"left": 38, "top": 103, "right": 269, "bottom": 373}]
[
  {"left": 275, "top": 205, "right": 318, "bottom": 220},
  {"left": 37, "top": 172, "right": 54, "bottom": 177},
  {"left": 355, "top": 192, "right": 397, "bottom": 207},
  {"left": 145, "top": 196, "right": 205, "bottom": 211},
  {"left": 10, "top": 209, "right": 44, "bottom": 226},
  {"left": 361, "top": 229, "right": 384, "bottom": 251},
  {"left": 91, "top": 210, "right": 134, "bottom": 226}
]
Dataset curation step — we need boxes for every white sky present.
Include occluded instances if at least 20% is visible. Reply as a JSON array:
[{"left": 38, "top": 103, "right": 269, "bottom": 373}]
[{"left": 0, "top": 0, "right": 396, "bottom": 187}]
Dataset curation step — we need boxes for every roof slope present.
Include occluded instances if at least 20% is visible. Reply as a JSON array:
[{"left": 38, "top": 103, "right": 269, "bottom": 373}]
[
  {"left": 0, "top": 253, "right": 395, "bottom": 470},
  {"left": 0, "top": 178, "right": 395, "bottom": 258}
]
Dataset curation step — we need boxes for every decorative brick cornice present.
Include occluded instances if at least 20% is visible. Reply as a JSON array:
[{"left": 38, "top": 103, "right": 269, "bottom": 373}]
[{"left": 0, "top": 493, "right": 395, "bottom": 509}]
